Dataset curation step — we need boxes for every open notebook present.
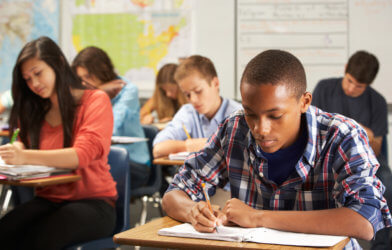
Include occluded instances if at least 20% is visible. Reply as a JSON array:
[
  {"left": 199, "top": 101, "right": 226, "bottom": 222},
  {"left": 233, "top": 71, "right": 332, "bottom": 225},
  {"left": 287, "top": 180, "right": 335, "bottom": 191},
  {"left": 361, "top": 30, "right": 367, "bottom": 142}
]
[
  {"left": 0, "top": 158, "right": 71, "bottom": 180},
  {"left": 158, "top": 223, "right": 347, "bottom": 247}
]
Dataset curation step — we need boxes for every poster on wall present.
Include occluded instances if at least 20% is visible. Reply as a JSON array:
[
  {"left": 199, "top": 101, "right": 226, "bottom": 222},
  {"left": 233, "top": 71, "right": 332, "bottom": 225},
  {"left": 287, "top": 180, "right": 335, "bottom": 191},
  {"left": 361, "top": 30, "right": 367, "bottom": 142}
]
[
  {"left": 0, "top": 0, "right": 59, "bottom": 93},
  {"left": 62, "top": 0, "right": 194, "bottom": 97}
]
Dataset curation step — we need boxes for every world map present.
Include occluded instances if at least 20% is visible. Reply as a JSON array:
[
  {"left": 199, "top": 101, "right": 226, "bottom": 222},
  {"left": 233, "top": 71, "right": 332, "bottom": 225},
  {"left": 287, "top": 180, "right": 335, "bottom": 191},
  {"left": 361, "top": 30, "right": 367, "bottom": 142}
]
[{"left": 0, "top": 0, "right": 59, "bottom": 93}]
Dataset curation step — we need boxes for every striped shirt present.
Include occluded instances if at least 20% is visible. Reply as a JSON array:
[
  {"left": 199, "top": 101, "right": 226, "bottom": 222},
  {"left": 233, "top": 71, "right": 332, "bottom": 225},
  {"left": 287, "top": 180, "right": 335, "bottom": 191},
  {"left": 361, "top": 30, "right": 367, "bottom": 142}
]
[{"left": 167, "top": 106, "right": 392, "bottom": 249}]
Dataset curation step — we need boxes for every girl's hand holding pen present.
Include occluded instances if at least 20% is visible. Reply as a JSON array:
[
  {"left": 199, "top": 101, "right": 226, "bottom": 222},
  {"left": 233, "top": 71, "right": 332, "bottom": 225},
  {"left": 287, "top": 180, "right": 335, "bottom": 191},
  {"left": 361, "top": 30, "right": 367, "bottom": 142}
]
[{"left": 0, "top": 142, "right": 25, "bottom": 165}]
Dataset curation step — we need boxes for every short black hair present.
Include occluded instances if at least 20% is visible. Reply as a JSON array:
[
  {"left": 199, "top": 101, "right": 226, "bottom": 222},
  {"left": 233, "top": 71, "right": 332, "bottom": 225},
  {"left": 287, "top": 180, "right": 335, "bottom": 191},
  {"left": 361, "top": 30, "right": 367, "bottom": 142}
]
[
  {"left": 240, "top": 50, "right": 306, "bottom": 99},
  {"left": 345, "top": 50, "right": 379, "bottom": 85}
]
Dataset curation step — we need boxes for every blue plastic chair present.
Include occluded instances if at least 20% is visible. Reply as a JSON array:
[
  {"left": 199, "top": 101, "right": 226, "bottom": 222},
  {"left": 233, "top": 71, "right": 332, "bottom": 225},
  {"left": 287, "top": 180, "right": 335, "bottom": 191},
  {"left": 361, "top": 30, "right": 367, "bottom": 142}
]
[
  {"left": 131, "top": 125, "right": 163, "bottom": 225},
  {"left": 66, "top": 146, "right": 131, "bottom": 250}
]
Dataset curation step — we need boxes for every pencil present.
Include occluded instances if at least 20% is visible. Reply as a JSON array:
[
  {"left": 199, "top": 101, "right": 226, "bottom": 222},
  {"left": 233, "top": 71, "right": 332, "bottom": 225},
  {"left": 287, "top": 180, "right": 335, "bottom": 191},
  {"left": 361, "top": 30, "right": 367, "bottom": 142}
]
[
  {"left": 201, "top": 182, "right": 219, "bottom": 232},
  {"left": 10, "top": 128, "right": 20, "bottom": 144},
  {"left": 182, "top": 123, "right": 191, "bottom": 139}
]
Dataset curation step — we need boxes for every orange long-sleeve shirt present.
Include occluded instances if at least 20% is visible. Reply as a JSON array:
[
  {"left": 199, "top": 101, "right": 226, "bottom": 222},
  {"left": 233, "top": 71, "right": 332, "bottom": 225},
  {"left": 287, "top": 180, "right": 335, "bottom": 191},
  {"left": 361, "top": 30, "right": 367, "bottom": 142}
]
[{"left": 36, "top": 90, "right": 117, "bottom": 201}]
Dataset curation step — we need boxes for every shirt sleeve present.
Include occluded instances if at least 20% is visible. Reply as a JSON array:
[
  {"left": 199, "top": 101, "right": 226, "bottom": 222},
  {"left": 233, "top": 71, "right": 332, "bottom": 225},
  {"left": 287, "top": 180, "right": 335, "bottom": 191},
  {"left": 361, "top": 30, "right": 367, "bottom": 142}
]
[
  {"left": 112, "top": 82, "right": 140, "bottom": 136},
  {"left": 332, "top": 121, "right": 392, "bottom": 234},
  {"left": 153, "top": 105, "right": 192, "bottom": 145},
  {"left": 370, "top": 92, "right": 388, "bottom": 137},
  {"left": 73, "top": 91, "right": 114, "bottom": 169},
  {"left": 166, "top": 119, "right": 230, "bottom": 201}
]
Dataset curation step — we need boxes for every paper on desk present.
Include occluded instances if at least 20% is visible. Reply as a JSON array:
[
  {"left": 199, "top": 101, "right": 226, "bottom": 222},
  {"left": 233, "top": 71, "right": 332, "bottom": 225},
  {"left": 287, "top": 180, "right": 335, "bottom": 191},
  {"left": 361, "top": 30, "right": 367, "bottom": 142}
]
[
  {"left": 168, "top": 151, "right": 189, "bottom": 160},
  {"left": 0, "top": 157, "right": 70, "bottom": 180},
  {"left": 111, "top": 136, "right": 148, "bottom": 144},
  {"left": 158, "top": 223, "right": 347, "bottom": 247}
]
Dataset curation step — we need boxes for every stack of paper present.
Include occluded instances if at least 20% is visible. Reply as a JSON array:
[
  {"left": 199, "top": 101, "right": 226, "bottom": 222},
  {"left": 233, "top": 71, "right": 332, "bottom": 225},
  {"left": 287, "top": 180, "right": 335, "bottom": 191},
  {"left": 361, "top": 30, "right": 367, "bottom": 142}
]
[
  {"left": 168, "top": 151, "right": 189, "bottom": 160},
  {"left": 158, "top": 223, "right": 347, "bottom": 247},
  {"left": 0, "top": 158, "right": 71, "bottom": 180}
]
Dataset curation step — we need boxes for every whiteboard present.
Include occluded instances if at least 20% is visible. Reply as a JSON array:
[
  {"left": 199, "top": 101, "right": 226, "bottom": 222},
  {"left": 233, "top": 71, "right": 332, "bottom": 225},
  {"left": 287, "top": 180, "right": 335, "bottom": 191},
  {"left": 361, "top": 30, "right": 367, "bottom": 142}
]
[{"left": 235, "top": 0, "right": 392, "bottom": 103}]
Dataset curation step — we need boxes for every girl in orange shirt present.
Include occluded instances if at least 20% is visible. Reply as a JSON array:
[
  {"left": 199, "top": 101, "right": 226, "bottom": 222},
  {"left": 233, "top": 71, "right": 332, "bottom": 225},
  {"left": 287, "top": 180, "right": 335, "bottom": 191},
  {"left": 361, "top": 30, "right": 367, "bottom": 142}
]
[{"left": 0, "top": 36, "right": 117, "bottom": 250}]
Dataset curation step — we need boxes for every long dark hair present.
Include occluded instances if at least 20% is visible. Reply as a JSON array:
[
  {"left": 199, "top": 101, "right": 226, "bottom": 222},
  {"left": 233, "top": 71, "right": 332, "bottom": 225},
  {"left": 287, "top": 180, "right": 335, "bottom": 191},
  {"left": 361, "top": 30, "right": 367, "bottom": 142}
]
[
  {"left": 71, "top": 46, "right": 118, "bottom": 83},
  {"left": 9, "top": 36, "right": 84, "bottom": 149}
]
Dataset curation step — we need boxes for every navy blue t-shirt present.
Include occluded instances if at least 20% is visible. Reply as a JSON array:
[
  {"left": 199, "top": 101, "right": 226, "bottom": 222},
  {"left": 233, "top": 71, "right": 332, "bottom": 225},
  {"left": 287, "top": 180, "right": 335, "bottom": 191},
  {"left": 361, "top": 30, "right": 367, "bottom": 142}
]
[
  {"left": 312, "top": 77, "right": 388, "bottom": 137},
  {"left": 261, "top": 120, "right": 308, "bottom": 186}
]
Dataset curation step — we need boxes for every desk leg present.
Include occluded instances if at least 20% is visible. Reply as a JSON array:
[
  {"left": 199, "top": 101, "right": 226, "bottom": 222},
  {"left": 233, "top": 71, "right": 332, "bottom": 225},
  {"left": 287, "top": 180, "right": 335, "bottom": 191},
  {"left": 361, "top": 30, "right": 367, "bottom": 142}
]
[{"left": 0, "top": 185, "right": 12, "bottom": 216}]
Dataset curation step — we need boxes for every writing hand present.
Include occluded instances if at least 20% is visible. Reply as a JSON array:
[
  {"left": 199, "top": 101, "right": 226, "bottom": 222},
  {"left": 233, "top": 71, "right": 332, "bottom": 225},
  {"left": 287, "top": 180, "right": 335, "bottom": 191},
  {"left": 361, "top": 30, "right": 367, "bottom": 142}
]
[
  {"left": 185, "top": 138, "right": 208, "bottom": 153},
  {"left": 187, "top": 201, "right": 222, "bottom": 233},
  {"left": 0, "top": 143, "right": 25, "bottom": 165}
]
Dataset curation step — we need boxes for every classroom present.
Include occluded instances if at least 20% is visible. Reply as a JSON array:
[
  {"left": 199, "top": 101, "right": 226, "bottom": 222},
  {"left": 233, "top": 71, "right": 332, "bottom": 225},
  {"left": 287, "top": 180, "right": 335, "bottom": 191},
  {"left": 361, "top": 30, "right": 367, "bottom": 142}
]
[{"left": 0, "top": 0, "right": 391, "bottom": 249}]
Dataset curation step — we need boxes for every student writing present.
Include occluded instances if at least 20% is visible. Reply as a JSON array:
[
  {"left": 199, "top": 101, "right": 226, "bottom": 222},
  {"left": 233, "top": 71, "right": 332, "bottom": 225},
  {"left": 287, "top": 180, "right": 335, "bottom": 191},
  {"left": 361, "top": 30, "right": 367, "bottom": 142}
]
[
  {"left": 162, "top": 50, "right": 392, "bottom": 249},
  {"left": 0, "top": 37, "right": 117, "bottom": 250},
  {"left": 72, "top": 46, "right": 151, "bottom": 189},
  {"left": 140, "top": 63, "right": 187, "bottom": 125},
  {"left": 153, "top": 55, "right": 241, "bottom": 158}
]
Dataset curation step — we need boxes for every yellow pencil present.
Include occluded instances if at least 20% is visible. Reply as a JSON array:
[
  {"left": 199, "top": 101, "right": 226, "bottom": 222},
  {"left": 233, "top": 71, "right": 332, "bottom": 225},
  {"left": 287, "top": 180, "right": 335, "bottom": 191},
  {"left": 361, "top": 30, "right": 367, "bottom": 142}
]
[
  {"left": 182, "top": 123, "right": 191, "bottom": 139},
  {"left": 201, "top": 182, "right": 219, "bottom": 232}
]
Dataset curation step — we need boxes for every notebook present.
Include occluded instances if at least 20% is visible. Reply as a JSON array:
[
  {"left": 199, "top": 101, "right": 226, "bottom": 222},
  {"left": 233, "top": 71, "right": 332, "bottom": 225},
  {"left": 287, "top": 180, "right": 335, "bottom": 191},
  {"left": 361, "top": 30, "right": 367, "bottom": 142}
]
[
  {"left": 0, "top": 158, "right": 71, "bottom": 180},
  {"left": 168, "top": 151, "right": 189, "bottom": 160},
  {"left": 158, "top": 223, "right": 347, "bottom": 247}
]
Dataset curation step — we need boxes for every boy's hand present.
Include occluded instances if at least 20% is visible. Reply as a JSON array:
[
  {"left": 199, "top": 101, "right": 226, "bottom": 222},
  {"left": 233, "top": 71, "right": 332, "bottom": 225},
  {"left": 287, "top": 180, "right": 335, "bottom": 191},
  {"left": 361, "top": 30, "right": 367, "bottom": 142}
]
[
  {"left": 0, "top": 143, "right": 25, "bottom": 165},
  {"left": 221, "top": 198, "right": 261, "bottom": 228},
  {"left": 185, "top": 138, "right": 207, "bottom": 153},
  {"left": 187, "top": 201, "right": 221, "bottom": 233}
]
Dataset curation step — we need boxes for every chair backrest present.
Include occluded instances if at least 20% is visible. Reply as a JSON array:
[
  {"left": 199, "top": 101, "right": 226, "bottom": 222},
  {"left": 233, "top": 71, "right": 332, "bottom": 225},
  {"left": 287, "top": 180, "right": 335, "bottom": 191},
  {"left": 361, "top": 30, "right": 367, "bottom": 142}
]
[
  {"left": 108, "top": 146, "right": 131, "bottom": 233},
  {"left": 381, "top": 135, "right": 388, "bottom": 163},
  {"left": 131, "top": 125, "right": 162, "bottom": 197}
]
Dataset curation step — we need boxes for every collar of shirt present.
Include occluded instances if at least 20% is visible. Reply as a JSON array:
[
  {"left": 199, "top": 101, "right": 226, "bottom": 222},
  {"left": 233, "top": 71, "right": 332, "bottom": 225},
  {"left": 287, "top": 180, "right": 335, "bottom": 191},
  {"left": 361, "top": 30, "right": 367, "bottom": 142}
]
[{"left": 197, "top": 97, "right": 228, "bottom": 135}]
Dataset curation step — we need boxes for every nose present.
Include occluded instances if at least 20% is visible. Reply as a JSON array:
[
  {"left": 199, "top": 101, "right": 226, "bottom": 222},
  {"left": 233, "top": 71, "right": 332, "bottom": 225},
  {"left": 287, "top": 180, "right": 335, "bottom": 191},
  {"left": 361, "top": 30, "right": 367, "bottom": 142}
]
[
  {"left": 166, "top": 91, "right": 175, "bottom": 99},
  {"left": 189, "top": 92, "right": 199, "bottom": 105},
  {"left": 254, "top": 117, "right": 271, "bottom": 136},
  {"left": 346, "top": 83, "right": 356, "bottom": 95},
  {"left": 31, "top": 77, "right": 40, "bottom": 87}
]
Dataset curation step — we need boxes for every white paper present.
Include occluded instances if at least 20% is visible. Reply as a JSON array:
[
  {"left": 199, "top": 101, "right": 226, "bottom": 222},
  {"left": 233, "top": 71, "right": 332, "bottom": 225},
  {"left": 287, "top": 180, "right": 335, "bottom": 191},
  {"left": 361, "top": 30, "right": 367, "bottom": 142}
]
[
  {"left": 111, "top": 136, "right": 148, "bottom": 144},
  {"left": 168, "top": 151, "right": 189, "bottom": 160},
  {"left": 158, "top": 223, "right": 347, "bottom": 247}
]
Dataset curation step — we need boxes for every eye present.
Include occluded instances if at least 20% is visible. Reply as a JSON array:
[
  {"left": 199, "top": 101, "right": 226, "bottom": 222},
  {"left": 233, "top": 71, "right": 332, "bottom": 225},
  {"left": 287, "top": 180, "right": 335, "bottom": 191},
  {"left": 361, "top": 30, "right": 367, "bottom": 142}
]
[
  {"left": 270, "top": 115, "right": 283, "bottom": 120},
  {"left": 34, "top": 71, "right": 42, "bottom": 76}
]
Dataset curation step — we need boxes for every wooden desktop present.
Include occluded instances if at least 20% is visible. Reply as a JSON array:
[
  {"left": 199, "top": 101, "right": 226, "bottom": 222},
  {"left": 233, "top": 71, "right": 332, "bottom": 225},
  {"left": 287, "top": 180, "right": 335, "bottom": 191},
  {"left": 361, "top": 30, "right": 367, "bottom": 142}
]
[{"left": 113, "top": 216, "right": 350, "bottom": 250}]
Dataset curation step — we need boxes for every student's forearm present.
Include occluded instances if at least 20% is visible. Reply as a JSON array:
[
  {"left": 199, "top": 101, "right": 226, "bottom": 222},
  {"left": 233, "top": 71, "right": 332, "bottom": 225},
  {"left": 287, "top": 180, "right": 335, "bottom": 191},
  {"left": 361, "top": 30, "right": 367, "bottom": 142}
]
[
  {"left": 162, "top": 190, "right": 197, "bottom": 222},
  {"left": 153, "top": 140, "right": 186, "bottom": 158},
  {"left": 22, "top": 148, "right": 79, "bottom": 169},
  {"left": 258, "top": 208, "right": 373, "bottom": 240}
]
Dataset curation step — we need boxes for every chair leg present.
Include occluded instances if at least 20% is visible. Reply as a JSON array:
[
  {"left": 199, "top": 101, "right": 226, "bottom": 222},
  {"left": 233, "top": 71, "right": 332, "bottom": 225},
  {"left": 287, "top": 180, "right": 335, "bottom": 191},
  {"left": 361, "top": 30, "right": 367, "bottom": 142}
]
[{"left": 139, "top": 195, "right": 148, "bottom": 225}]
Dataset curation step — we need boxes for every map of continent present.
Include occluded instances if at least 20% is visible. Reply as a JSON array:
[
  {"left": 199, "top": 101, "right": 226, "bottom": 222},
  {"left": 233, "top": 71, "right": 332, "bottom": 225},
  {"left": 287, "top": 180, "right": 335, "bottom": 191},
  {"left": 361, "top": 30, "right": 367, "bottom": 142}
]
[{"left": 0, "top": 0, "right": 59, "bottom": 93}]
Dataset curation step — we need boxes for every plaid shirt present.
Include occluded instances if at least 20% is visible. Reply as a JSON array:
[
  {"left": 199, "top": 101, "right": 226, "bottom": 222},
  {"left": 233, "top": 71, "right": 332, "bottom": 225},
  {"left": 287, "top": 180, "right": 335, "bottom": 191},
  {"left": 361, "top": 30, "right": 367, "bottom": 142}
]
[{"left": 167, "top": 106, "right": 392, "bottom": 249}]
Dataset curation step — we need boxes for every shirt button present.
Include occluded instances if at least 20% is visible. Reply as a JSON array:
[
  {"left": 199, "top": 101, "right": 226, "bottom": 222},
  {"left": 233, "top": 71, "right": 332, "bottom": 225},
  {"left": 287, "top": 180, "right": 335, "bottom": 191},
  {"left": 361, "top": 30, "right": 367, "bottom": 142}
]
[{"left": 259, "top": 172, "right": 264, "bottom": 178}]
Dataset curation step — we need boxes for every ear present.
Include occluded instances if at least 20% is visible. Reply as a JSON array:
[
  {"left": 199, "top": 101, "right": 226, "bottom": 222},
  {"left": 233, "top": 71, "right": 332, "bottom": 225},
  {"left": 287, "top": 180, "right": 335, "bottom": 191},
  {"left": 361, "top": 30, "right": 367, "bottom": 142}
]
[
  {"left": 211, "top": 76, "right": 219, "bottom": 88},
  {"left": 299, "top": 92, "right": 312, "bottom": 113}
]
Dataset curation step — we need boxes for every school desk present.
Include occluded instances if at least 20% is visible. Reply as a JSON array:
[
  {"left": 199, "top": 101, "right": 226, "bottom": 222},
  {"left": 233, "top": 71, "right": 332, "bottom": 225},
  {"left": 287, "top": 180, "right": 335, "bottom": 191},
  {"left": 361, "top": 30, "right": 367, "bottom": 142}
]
[
  {"left": 152, "top": 121, "right": 169, "bottom": 131},
  {"left": 0, "top": 130, "right": 9, "bottom": 137},
  {"left": 113, "top": 216, "right": 350, "bottom": 250},
  {"left": 0, "top": 174, "right": 81, "bottom": 215},
  {"left": 153, "top": 157, "right": 184, "bottom": 166}
]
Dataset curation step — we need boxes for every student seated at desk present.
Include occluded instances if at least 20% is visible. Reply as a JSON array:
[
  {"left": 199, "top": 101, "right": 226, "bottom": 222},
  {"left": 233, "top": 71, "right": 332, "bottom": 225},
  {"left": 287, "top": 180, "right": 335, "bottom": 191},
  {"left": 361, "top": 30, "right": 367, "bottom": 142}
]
[
  {"left": 140, "top": 63, "right": 187, "bottom": 125},
  {"left": 312, "top": 50, "right": 392, "bottom": 250},
  {"left": 153, "top": 55, "right": 241, "bottom": 158},
  {"left": 162, "top": 50, "right": 392, "bottom": 249},
  {"left": 72, "top": 46, "right": 150, "bottom": 189},
  {"left": 0, "top": 37, "right": 117, "bottom": 249}
]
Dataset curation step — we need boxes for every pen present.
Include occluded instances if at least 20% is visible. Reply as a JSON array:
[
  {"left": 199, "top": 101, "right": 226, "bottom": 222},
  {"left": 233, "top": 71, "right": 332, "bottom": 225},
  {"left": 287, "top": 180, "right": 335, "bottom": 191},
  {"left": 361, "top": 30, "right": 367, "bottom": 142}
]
[
  {"left": 10, "top": 128, "right": 20, "bottom": 144},
  {"left": 182, "top": 123, "right": 191, "bottom": 139},
  {"left": 201, "top": 182, "right": 219, "bottom": 232}
]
